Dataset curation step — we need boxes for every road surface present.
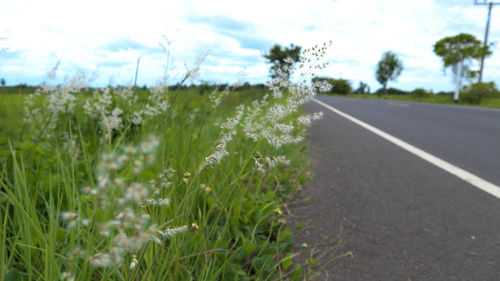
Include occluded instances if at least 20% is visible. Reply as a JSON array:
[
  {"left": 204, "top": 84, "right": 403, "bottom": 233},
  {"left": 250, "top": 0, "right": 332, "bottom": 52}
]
[{"left": 291, "top": 96, "right": 500, "bottom": 280}]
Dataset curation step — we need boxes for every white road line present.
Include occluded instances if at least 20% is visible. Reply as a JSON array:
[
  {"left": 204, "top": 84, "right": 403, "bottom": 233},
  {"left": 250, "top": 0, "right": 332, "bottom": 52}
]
[{"left": 310, "top": 97, "right": 500, "bottom": 199}]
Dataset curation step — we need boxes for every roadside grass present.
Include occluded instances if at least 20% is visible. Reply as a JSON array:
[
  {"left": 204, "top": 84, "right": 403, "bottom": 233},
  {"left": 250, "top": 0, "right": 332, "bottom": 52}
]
[
  {"left": 0, "top": 90, "right": 29, "bottom": 142},
  {"left": 0, "top": 81, "right": 319, "bottom": 280},
  {"left": 324, "top": 93, "right": 500, "bottom": 109}
]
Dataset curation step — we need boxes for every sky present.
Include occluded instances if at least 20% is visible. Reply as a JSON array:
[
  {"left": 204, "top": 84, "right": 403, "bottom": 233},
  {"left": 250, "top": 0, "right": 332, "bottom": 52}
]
[{"left": 0, "top": 0, "right": 499, "bottom": 92}]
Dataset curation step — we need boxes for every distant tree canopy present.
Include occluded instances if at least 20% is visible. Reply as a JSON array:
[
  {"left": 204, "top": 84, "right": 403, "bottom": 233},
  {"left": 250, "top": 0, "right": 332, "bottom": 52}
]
[
  {"left": 433, "top": 33, "right": 491, "bottom": 81},
  {"left": 410, "top": 88, "right": 432, "bottom": 97},
  {"left": 354, "top": 81, "right": 370, "bottom": 94},
  {"left": 375, "top": 51, "right": 403, "bottom": 95},
  {"left": 0, "top": 78, "right": 5, "bottom": 87},
  {"left": 263, "top": 44, "right": 301, "bottom": 81},
  {"left": 374, "top": 87, "right": 408, "bottom": 96},
  {"left": 312, "top": 77, "right": 352, "bottom": 95}
]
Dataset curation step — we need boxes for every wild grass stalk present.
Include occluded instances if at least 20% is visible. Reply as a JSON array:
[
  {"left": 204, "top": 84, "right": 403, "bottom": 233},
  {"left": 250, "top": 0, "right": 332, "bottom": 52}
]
[{"left": 0, "top": 41, "right": 332, "bottom": 280}]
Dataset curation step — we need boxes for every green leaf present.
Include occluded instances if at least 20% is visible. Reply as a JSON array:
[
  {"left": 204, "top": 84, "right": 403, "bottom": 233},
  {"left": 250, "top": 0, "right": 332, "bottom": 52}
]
[
  {"left": 252, "top": 254, "right": 273, "bottom": 271},
  {"left": 281, "top": 253, "right": 295, "bottom": 270},
  {"left": 290, "top": 265, "right": 304, "bottom": 281},
  {"left": 243, "top": 239, "right": 255, "bottom": 255},
  {"left": 277, "top": 227, "right": 292, "bottom": 243},
  {"left": 4, "top": 270, "right": 23, "bottom": 281}
]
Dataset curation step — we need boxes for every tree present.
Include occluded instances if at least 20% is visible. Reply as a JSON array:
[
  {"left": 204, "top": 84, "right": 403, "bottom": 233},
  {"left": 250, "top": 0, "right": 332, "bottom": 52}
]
[
  {"left": 263, "top": 44, "right": 301, "bottom": 81},
  {"left": 0, "top": 78, "right": 5, "bottom": 87},
  {"left": 354, "top": 81, "right": 370, "bottom": 94},
  {"left": 375, "top": 51, "right": 403, "bottom": 95},
  {"left": 433, "top": 33, "right": 491, "bottom": 102}
]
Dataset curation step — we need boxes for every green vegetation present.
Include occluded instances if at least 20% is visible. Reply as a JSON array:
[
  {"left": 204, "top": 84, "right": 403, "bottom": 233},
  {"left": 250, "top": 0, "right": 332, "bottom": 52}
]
[
  {"left": 375, "top": 51, "right": 403, "bottom": 95},
  {"left": 263, "top": 44, "right": 302, "bottom": 81},
  {"left": 461, "top": 82, "right": 500, "bottom": 105},
  {"left": 0, "top": 54, "right": 327, "bottom": 281},
  {"left": 433, "top": 33, "right": 492, "bottom": 102},
  {"left": 353, "top": 82, "right": 370, "bottom": 94},
  {"left": 321, "top": 82, "right": 500, "bottom": 109},
  {"left": 311, "top": 77, "right": 352, "bottom": 95},
  {"left": 316, "top": 33, "right": 499, "bottom": 109},
  {"left": 433, "top": 33, "right": 491, "bottom": 80}
]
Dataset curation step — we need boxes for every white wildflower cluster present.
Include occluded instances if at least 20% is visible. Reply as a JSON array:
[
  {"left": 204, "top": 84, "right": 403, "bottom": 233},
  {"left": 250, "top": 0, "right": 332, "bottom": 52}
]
[
  {"left": 62, "top": 136, "right": 187, "bottom": 272},
  {"left": 60, "top": 271, "right": 74, "bottom": 281},
  {"left": 241, "top": 42, "right": 331, "bottom": 149},
  {"left": 188, "top": 107, "right": 200, "bottom": 122},
  {"left": 83, "top": 84, "right": 169, "bottom": 134},
  {"left": 147, "top": 168, "right": 175, "bottom": 198},
  {"left": 264, "top": 155, "right": 291, "bottom": 167},
  {"left": 200, "top": 104, "right": 245, "bottom": 171},
  {"left": 253, "top": 157, "right": 266, "bottom": 174},
  {"left": 129, "top": 254, "right": 138, "bottom": 270},
  {"left": 24, "top": 73, "right": 93, "bottom": 137},
  {"left": 60, "top": 212, "right": 81, "bottom": 229},
  {"left": 197, "top": 42, "right": 331, "bottom": 176},
  {"left": 254, "top": 155, "right": 291, "bottom": 174},
  {"left": 158, "top": 225, "right": 189, "bottom": 239},
  {"left": 209, "top": 86, "right": 230, "bottom": 108},
  {"left": 297, "top": 112, "right": 324, "bottom": 126},
  {"left": 178, "top": 52, "right": 208, "bottom": 85},
  {"left": 25, "top": 73, "right": 169, "bottom": 141},
  {"left": 61, "top": 132, "right": 80, "bottom": 159},
  {"left": 242, "top": 95, "right": 270, "bottom": 141},
  {"left": 244, "top": 99, "right": 305, "bottom": 148},
  {"left": 312, "top": 79, "right": 333, "bottom": 93}
]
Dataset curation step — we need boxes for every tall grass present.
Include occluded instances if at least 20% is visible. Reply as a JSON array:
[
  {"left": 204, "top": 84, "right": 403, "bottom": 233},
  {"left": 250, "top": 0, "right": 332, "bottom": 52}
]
[{"left": 0, "top": 42, "right": 331, "bottom": 280}]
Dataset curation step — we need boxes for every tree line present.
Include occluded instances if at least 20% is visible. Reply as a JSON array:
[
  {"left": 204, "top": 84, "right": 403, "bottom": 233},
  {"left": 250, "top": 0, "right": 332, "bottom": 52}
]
[{"left": 263, "top": 33, "right": 496, "bottom": 102}]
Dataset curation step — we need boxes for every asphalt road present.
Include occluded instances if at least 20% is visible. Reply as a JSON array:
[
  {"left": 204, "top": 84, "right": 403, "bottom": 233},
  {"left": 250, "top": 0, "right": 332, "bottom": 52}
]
[{"left": 291, "top": 96, "right": 500, "bottom": 280}]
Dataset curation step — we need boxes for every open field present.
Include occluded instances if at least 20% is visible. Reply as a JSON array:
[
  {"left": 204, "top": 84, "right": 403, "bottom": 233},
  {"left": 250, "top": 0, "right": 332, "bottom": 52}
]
[{"left": 0, "top": 82, "right": 319, "bottom": 280}]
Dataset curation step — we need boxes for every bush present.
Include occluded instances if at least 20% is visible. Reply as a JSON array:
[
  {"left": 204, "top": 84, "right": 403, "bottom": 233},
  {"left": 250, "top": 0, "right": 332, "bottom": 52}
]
[
  {"left": 410, "top": 88, "right": 432, "bottom": 98},
  {"left": 436, "top": 91, "right": 453, "bottom": 96},
  {"left": 461, "top": 82, "right": 500, "bottom": 104},
  {"left": 353, "top": 81, "right": 370, "bottom": 94},
  {"left": 312, "top": 77, "right": 352, "bottom": 95},
  {"left": 374, "top": 87, "right": 408, "bottom": 95}
]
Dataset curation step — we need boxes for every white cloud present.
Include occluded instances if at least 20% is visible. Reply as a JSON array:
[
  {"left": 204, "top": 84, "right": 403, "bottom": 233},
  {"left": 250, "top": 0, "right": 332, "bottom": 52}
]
[{"left": 0, "top": 0, "right": 499, "bottom": 92}]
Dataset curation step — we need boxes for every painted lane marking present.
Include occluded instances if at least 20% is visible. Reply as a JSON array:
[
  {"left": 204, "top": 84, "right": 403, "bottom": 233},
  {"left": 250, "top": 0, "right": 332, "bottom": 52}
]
[{"left": 310, "top": 97, "right": 500, "bottom": 199}]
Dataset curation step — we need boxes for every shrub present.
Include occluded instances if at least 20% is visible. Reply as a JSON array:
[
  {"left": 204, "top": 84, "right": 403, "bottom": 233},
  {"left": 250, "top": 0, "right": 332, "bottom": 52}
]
[
  {"left": 410, "top": 88, "right": 432, "bottom": 98},
  {"left": 374, "top": 87, "right": 408, "bottom": 95},
  {"left": 311, "top": 77, "right": 352, "bottom": 95},
  {"left": 353, "top": 81, "right": 370, "bottom": 94},
  {"left": 461, "top": 82, "right": 500, "bottom": 104}
]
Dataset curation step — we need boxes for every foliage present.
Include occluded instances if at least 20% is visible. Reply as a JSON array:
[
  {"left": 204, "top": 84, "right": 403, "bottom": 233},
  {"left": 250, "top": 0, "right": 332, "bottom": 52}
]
[
  {"left": 353, "top": 81, "right": 370, "bottom": 94},
  {"left": 318, "top": 87, "right": 500, "bottom": 109},
  {"left": 0, "top": 42, "right": 333, "bottom": 281},
  {"left": 375, "top": 51, "right": 403, "bottom": 95},
  {"left": 311, "top": 77, "right": 351, "bottom": 95},
  {"left": 461, "top": 81, "right": 500, "bottom": 104},
  {"left": 433, "top": 33, "right": 491, "bottom": 68},
  {"left": 263, "top": 44, "right": 301, "bottom": 81},
  {"left": 1, "top": 78, "right": 5, "bottom": 87},
  {"left": 410, "top": 88, "right": 432, "bottom": 98},
  {"left": 433, "top": 33, "right": 491, "bottom": 83},
  {"left": 374, "top": 87, "right": 408, "bottom": 96},
  {"left": 436, "top": 91, "right": 454, "bottom": 96}
]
